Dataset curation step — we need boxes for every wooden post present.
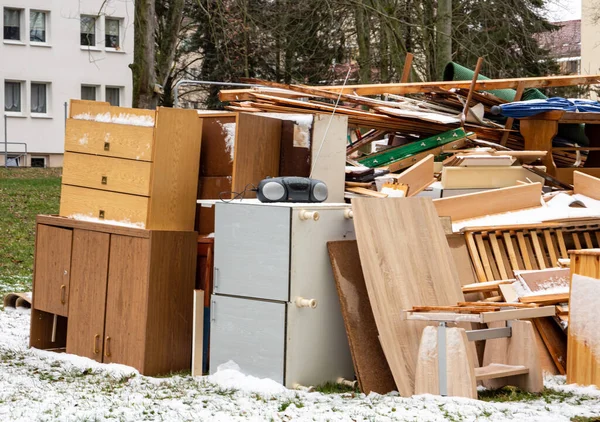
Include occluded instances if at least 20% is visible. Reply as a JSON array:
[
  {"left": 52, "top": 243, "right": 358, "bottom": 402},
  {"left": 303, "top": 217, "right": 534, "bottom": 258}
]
[{"left": 461, "top": 57, "right": 484, "bottom": 127}]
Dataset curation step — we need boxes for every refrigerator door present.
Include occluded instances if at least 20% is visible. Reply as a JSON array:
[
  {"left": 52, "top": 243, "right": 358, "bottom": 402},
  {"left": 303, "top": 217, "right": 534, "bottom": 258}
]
[{"left": 209, "top": 294, "right": 286, "bottom": 384}]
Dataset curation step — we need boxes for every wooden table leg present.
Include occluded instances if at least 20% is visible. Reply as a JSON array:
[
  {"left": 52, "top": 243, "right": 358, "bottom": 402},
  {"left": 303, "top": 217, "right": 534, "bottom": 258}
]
[
  {"left": 584, "top": 125, "right": 600, "bottom": 168},
  {"left": 520, "top": 119, "right": 558, "bottom": 176}
]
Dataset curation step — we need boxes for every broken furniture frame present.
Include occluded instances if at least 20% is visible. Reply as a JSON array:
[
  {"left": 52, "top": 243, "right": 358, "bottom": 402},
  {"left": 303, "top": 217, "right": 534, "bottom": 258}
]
[{"left": 405, "top": 305, "right": 555, "bottom": 398}]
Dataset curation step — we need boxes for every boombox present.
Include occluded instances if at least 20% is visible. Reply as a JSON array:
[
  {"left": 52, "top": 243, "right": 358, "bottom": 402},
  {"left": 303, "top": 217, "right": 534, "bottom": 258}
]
[{"left": 257, "top": 177, "right": 328, "bottom": 203}]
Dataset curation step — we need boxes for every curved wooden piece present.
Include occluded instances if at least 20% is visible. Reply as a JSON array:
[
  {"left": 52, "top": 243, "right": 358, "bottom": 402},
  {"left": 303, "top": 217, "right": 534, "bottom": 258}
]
[
  {"left": 505, "top": 320, "right": 543, "bottom": 392},
  {"left": 520, "top": 119, "right": 558, "bottom": 176}
]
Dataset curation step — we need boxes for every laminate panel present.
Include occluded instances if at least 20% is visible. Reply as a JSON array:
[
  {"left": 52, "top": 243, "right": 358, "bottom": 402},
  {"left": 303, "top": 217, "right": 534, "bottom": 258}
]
[
  {"left": 352, "top": 197, "right": 465, "bottom": 396},
  {"left": 199, "top": 116, "right": 236, "bottom": 176},
  {"left": 33, "top": 225, "right": 73, "bottom": 317},
  {"left": 327, "top": 240, "right": 396, "bottom": 394},
  {"left": 66, "top": 230, "right": 110, "bottom": 362}
]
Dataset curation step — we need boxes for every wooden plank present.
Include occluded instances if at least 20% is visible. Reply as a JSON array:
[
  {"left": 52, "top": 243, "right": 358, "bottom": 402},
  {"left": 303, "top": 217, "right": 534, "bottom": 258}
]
[
  {"left": 533, "top": 317, "right": 567, "bottom": 375},
  {"left": 503, "top": 232, "right": 520, "bottom": 271},
  {"left": 584, "top": 232, "right": 594, "bottom": 249},
  {"left": 147, "top": 107, "right": 202, "bottom": 231},
  {"left": 315, "top": 74, "right": 600, "bottom": 96},
  {"left": 447, "top": 234, "right": 477, "bottom": 285},
  {"left": 517, "top": 232, "right": 534, "bottom": 270},
  {"left": 65, "top": 119, "right": 155, "bottom": 161},
  {"left": 596, "top": 232, "right": 600, "bottom": 248},
  {"left": 465, "top": 232, "right": 487, "bottom": 283},
  {"left": 405, "top": 312, "right": 482, "bottom": 323},
  {"left": 499, "top": 283, "right": 519, "bottom": 302},
  {"left": 481, "top": 306, "right": 556, "bottom": 323},
  {"left": 192, "top": 290, "right": 204, "bottom": 377},
  {"left": 352, "top": 198, "right": 465, "bottom": 396},
  {"left": 62, "top": 152, "right": 152, "bottom": 196},
  {"left": 66, "top": 230, "right": 110, "bottom": 362},
  {"left": 573, "top": 233, "right": 583, "bottom": 250},
  {"left": 59, "top": 185, "right": 149, "bottom": 228},
  {"left": 32, "top": 225, "right": 73, "bottom": 317},
  {"left": 400, "top": 53, "right": 414, "bottom": 83},
  {"left": 475, "top": 364, "right": 529, "bottom": 381},
  {"left": 573, "top": 171, "right": 600, "bottom": 200},
  {"left": 433, "top": 183, "right": 543, "bottom": 222},
  {"left": 441, "top": 166, "right": 545, "bottom": 189},
  {"left": 530, "top": 231, "right": 547, "bottom": 270},
  {"left": 556, "top": 230, "right": 569, "bottom": 258},
  {"left": 461, "top": 279, "right": 513, "bottom": 293},
  {"left": 412, "top": 305, "right": 499, "bottom": 313},
  {"left": 395, "top": 154, "right": 434, "bottom": 197},
  {"left": 519, "top": 293, "right": 570, "bottom": 305},
  {"left": 231, "top": 113, "right": 282, "bottom": 197},
  {"left": 457, "top": 301, "right": 537, "bottom": 308},
  {"left": 198, "top": 115, "right": 236, "bottom": 176},
  {"left": 489, "top": 234, "right": 509, "bottom": 280},
  {"left": 475, "top": 234, "right": 495, "bottom": 281},
  {"left": 543, "top": 230, "right": 559, "bottom": 267},
  {"left": 346, "top": 187, "right": 388, "bottom": 198},
  {"left": 327, "top": 240, "right": 396, "bottom": 394}
]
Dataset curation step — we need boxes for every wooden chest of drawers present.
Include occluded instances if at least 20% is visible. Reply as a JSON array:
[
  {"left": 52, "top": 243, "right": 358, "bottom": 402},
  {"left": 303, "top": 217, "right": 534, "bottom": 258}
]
[{"left": 60, "top": 100, "right": 202, "bottom": 231}]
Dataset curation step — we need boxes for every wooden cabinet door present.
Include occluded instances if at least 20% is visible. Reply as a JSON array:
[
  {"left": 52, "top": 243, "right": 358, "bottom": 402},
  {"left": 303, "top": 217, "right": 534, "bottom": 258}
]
[
  {"left": 66, "top": 230, "right": 110, "bottom": 362},
  {"left": 33, "top": 225, "right": 73, "bottom": 316},
  {"left": 103, "top": 235, "right": 150, "bottom": 371}
]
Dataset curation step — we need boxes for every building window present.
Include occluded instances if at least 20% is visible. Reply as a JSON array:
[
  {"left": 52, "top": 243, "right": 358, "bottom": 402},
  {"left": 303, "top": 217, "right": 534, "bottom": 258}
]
[
  {"left": 80, "top": 16, "right": 96, "bottom": 46},
  {"left": 106, "top": 87, "right": 120, "bottom": 106},
  {"left": 105, "top": 18, "right": 120, "bottom": 49},
  {"left": 3, "top": 8, "right": 21, "bottom": 41},
  {"left": 30, "top": 11, "right": 47, "bottom": 43},
  {"left": 31, "top": 83, "right": 48, "bottom": 114},
  {"left": 31, "top": 157, "right": 46, "bottom": 168},
  {"left": 4, "top": 81, "right": 21, "bottom": 112},
  {"left": 81, "top": 85, "right": 97, "bottom": 101}
]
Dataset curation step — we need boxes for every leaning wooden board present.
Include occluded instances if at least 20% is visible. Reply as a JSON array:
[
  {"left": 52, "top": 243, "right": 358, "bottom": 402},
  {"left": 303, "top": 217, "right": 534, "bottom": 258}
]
[
  {"left": 327, "top": 240, "right": 396, "bottom": 395},
  {"left": 567, "top": 249, "right": 600, "bottom": 386},
  {"left": 352, "top": 198, "right": 465, "bottom": 396}
]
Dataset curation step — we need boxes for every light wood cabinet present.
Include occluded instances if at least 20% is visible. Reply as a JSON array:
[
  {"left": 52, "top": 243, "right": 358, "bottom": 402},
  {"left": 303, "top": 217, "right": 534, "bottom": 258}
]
[
  {"left": 60, "top": 100, "right": 202, "bottom": 231},
  {"left": 30, "top": 215, "right": 197, "bottom": 376}
]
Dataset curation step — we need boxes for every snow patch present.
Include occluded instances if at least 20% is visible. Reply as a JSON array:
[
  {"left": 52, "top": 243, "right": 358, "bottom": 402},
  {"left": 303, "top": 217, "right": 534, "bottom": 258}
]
[
  {"left": 73, "top": 112, "right": 155, "bottom": 127},
  {"left": 78, "top": 133, "right": 89, "bottom": 145},
  {"left": 67, "top": 214, "right": 146, "bottom": 229},
  {"left": 207, "top": 361, "right": 287, "bottom": 397},
  {"left": 219, "top": 122, "right": 236, "bottom": 162}
]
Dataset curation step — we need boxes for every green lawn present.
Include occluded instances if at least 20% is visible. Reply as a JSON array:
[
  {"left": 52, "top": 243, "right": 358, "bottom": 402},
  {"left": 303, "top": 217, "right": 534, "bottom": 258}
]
[{"left": 0, "top": 168, "right": 61, "bottom": 295}]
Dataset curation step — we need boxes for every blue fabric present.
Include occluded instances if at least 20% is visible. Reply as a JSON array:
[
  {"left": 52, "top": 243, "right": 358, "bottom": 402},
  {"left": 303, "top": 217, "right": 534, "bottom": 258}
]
[{"left": 497, "top": 97, "right": 600, "bottom": 118}]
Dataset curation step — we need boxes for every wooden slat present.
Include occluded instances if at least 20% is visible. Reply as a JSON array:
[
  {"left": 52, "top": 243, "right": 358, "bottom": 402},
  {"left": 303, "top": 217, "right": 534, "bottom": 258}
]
[
  {"left": 556, "top": 230, "right": 569, "bottom": 258},
  {"left": 543, "top": 230, "right": 559, "bottom": 267},
  {"left": 533, "top": 317, "right": 567, "bottom": 375},
  {"left": 489, "top": 234, "right": 509, "bottom": 279},
  {"left": 475, "top": 364, "right": 529, "bottom": 381},
  {"left": 461, "top": 280, "right": 514, "bottom": 293},
  {"left": 457, "top": 301, "right": 537, "bottom": 308},
  {"left": 530, "top": 231, "right": 547, "bottom": 270},
  {"left": 352, "top": 198, "right": 465, "bottom": 397},
  {"left": 519, "top": 293, "right": 569, "bottom": 305},
  {"left": 465, "top": 232, "right": 487, "bottom": 282},
  {"left": 480, "top": 306, "right": 556, "bottom": 323},
  {"left": 517, "top": 232, "right": 534, "bottom": 270},
  {"left": 596, "top": 232, "right": 600, "bottom": 248},
  {"left": 475, "top": 234, "right": 495, "bottom": 281},
  {"left": 411, "top": 305, "right": 499, "bottom": 313},
  {"left": 584, "top": 232, "right": 594, "bottom": 249},
  {"left": 572, "top": 233, "right": 583, "bottom": 249},
  {"left": 433, "top": 183, "right": 542, "bottom": 222},
  {"left": 503, "top": 232, "right": 520, "bottom": 272}
]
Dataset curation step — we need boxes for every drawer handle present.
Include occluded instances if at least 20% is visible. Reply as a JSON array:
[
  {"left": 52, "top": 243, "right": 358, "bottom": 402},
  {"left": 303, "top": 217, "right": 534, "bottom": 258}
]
[
  {"left": 60, "top": 284, "right": 66, "bottom": 304},
  {"left": 299, "top": 210, "right": 319, "bottom": 221},
  {"left": 101, "top": 176, "right": 107, "bottom": 185},
  {"left": 104, "top": 142, "right": 110, "bottom": 151},
  {"left": 93, "top": 334, "right": 100, "bottom": 354},
  {"left": 99, "top": 210, "right": 105, "bottom": 219},
  {"left": 295, "top": 297, "right": 317, "bottom": 308},
  {"left": 105, "top": 336, "right": 112, "bottom": 357}
]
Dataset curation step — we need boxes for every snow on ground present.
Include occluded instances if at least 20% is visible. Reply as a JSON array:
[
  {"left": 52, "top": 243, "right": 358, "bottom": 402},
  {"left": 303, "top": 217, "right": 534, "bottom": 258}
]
[{"left": 1, "top": 308, "right": 600, "bottom": 421}]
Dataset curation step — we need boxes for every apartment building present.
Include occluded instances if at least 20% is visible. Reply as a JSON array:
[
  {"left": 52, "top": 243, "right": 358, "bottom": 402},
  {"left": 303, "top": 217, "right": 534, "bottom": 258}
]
[
  {"left": 1, "top": 0, "right": 134, "bottom": 167},
  {"left": 582, "top": 0, "right": 600, "bottom": 99}
]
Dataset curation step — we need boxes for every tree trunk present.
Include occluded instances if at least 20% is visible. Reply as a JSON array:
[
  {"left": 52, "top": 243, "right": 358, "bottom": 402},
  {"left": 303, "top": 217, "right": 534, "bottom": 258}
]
[
  {"left": 156, "top": 0, "right": 185, "bottom": 89},
  {"left": 354, "top": 1, "right": 371, "bottom": 83},
  {"left": 436, "top": 0, "right": 452, "bottom": 80},
  {"left": 131, "top": 0, "right": 157, "bottom": 109}
]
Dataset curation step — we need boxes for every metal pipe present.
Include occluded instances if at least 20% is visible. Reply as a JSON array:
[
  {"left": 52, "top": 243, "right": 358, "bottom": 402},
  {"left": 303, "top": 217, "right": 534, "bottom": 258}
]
[
  {"left": 4, "top": 115, "right": 7, "bottom": 168},
  {"left": 173, "top": 80, "right": 260, "bottom": 108}
]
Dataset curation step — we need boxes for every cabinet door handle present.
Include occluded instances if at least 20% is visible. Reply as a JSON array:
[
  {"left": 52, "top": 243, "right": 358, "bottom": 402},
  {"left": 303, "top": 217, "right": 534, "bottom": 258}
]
[
  {"left": 213, "top": 267, "right": 219, "bottom": 290},
  {"left": 93, "top": 334, "right": 100, "bottom": 354},
  {"left": 60, "top": 285, "right": 66, "bottom": 304},
  {"left": 105, "top": 336, "right": 112, "bottom": 357}
]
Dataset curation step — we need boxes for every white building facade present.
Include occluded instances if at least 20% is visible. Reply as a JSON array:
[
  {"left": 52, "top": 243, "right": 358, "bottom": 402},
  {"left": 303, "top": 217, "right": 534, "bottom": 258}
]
[
  {"left": 582, "top": 0, "right": 600, "bottom": 100},
  {"left": 1, "top": 0, "right": 134, "bottom": 167}
]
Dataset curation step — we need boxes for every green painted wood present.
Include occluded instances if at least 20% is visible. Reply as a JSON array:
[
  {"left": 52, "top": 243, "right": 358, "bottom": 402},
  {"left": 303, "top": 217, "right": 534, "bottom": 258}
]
[{"left": 357, "top": 128, "right": 470, "bottom": 168}]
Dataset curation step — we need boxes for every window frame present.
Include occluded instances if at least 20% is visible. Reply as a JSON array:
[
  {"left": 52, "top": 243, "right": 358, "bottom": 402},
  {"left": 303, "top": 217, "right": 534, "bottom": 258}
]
[
  {"left": 30, "top": 10, "right": 49, "bottom": 44},
  {"left": 4, "top": 80, "right": 24, "bottom": 114},
  {"left": 105, "top": 18, "right": 121, "bottom": 50},
  {"left": 81, "top": 85, "right": 98, "bottom": 101},
  {"left": 80, "top": 15, "right": 97, "bottom": 47},
  {"left": 3, "top": 7, "right": 24, "bottom": 42},
  {"left": 30, "top": 82, "right": 50, "bottom": 116}
]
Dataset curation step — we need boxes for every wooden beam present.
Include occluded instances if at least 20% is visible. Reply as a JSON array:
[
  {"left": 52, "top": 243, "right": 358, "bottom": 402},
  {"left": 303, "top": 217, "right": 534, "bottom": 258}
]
[
  {"left": 433, "top": 183, "right": 543, "bottom": 222},
  {"left": 314, "top": 74, "right": 600, "bottom": 96},
  {"left": 400, "top": 53, "right": 414, "bottom": 83},
  {"left": 461, "top": 57, "right": 483, "bottom": 127}
]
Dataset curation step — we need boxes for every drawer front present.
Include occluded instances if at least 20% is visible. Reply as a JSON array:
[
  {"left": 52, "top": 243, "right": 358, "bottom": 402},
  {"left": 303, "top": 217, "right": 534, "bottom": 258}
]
[
  {"left": 209, "top": 295, "right": 285, "bottom": 384},
  {"left": 62, "top": 152, "right": 152, "bottom": 196},
  {"left": 214, "top": 203, "right": 291, "bottom": 301},
  {"left": 65, "top": 119, "right": 155, "bottom": 161},
  {"left": 59, "top": 185, "right": 149, "bottom": 228}
]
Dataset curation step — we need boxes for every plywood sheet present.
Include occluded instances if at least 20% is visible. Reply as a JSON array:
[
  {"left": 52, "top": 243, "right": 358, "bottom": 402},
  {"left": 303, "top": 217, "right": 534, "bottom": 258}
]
[
  {"left": 447, "top": 234, "right": 477, "bottom": 286},
  {"left": 327, "top": 240, "right": 396, "bottom": 395},
  {"left": 352, "top": 197, "right": 465, "bottom": 396},
  {"left": 433, "top": 183, "right": 543, "bottom": 222},
  {"left": 199, "top": 116, "right": 236, "bottom": 176},
  {"left": 280, "top": 120, "right": 311, "bottom": 177},
  {"left": 232, "top": 113, "right": 282, "bottom": 197}
]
